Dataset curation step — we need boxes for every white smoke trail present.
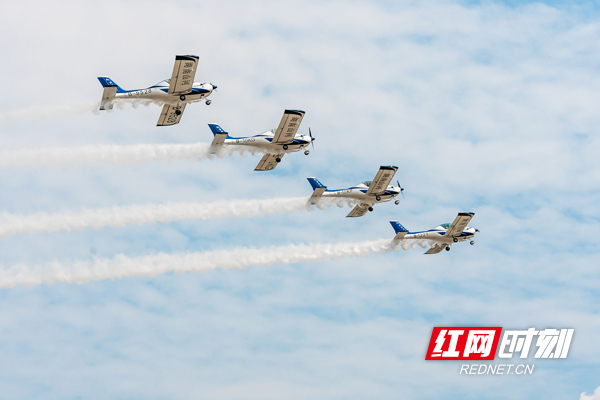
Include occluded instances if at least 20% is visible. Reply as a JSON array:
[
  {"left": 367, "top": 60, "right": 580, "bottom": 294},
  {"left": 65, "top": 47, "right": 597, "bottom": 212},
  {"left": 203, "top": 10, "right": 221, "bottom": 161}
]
[
  {"left": 0, "top": 238, "right": 420, "bottom": 288},
  {"left": 0, "top": 197, "right": 363, "bottom": 238},
  {"left": 0, "top": 143, "right": 210, "bottom": 168},
  {"left": 0, "top": 142, "right": 271, "bottom": 169},
  {"left": 0, "top": 98, "right": 175, "bottom": 125},
  {"left": 0, "top": 100, "right": 102, "bottom": 125}
]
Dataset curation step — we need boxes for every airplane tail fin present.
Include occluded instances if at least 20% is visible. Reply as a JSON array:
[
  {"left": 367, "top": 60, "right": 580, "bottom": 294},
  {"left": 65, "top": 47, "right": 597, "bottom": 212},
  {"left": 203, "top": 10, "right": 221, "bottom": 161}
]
[
  {"left": 208, "top": 124, "right": 228, "bottom": 137},
  {"left": 208, "top": 124, "right": 228, "bottom": 150},
  {"left": 390, "top": 220, "right": 408, "bottom": 242},
  {"left": 307, "top": 177, "right": 326, "bottom": 205},
  {"left": 390, "top": 220, "right": 408, "bottom": 234},
  {"left": 97, "top": 77, "right": 125, "bottom": 93},
  {"left": 97, "top": 77, "right": 124, "bottom": 111},
  {"left": 307, "top": 177, "right": 325, "bottom": 190}
]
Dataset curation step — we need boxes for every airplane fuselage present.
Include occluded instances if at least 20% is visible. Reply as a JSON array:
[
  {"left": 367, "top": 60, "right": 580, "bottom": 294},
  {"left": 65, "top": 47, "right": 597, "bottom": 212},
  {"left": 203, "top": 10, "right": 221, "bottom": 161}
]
[
  {"left": 223, "top": 130, "right": 313, "bottom": 154},
  {"left": 114, "top": 81, "right": 215, "bottom": 103},
  {"left": 405, "top": 227, "right": 477, "bottom": 243},
  {"left": 320, "top": 184, "right": 401, "bottom": 204}
]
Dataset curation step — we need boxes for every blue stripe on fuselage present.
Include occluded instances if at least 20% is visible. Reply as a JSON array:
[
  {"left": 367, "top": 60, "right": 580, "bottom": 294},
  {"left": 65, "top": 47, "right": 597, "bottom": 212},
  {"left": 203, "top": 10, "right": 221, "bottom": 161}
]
[
  {"left": 403, "top": 229, "right": 445, "bottom": 235},
  {"left": 119, "top": 87, "right": 210, "bottom": 94},
  {"left": 405, "top": 229, "right": 471, "bottom": 236},
  {"left": 221, "top": 136, "right": 310, "bottom": 144},
  {"left": 323, "top": 188, "right": 351, "bottom": 193}
]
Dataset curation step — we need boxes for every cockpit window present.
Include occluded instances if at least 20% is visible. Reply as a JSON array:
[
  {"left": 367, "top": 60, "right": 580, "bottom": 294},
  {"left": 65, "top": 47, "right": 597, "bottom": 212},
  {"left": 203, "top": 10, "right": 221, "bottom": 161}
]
[
  {"left": 362, "top": 181, "right": 372, "bottom": 187},
  {"left": 155, "top": 79, "right": 170, "bottom": 85},
  {"left": 440, "top": 223, "right": 451, "bottom": 229}
]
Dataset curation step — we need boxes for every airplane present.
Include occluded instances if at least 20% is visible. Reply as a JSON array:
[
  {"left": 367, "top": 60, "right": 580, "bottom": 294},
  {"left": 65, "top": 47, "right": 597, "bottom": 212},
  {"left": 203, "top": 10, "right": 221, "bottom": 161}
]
[
  {"left": 307, "top": 166, "right": 404, "bottom": 217},
  {"left": 389, "top": 212, "right": 479, "bottom": 254},
  {"left": 97, "top": 55, "right": 216, "bottom": 126},
  {"left": 208, "top": 109, "right": 314, "bottom": 171}
]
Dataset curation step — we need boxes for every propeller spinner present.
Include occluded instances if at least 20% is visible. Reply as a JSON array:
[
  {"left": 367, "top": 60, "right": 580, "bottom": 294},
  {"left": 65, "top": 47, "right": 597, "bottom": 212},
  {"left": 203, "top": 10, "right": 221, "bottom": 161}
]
[{"left": 397, "top": 180, "right": 405, "bottom": 199}]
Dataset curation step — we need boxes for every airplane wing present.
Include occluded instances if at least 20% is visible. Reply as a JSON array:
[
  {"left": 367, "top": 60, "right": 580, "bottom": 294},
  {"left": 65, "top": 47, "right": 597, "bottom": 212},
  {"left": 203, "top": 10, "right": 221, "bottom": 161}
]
[
  {"left": 443, "top": 212, "right": 475, "bottom": 238},
  {"left": 157, "top": 103, "right": 186, "bottom": 126},
  {"left": 168, "top": 55, "right": 199, "bottom": 96},
  {"left": 255, "top": 153, "right": 284, "bottom": 171},
  {"left": 425, "top": 244, "right": 446, "bottom": 255},
  {"left": 271, "top": 110, "right": 305, "bottom": 145},
  {"left": 365, "top": 166, "right": 399, "bottom": 196},
  {"left": 346, "top": 204, "right": 370, "bottom": 218}
]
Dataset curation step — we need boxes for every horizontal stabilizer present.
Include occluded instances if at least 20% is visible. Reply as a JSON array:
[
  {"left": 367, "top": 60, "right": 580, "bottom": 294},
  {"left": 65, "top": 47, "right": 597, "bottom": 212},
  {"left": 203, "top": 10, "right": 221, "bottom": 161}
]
[
  {"left": 210, "top": 133, "right": 227, "bottom": 147},
  {"left": 208, "top": 124, "right": 228, "bottom": 148},
  {"left": 393, "top": 231, "right": 407, "bottom": 242},
  {"left": 99, "top": 86, "right": 117, "bottom": 111},
  {"left": 309, "top": 187, "right": 326, "bottom": 205}
]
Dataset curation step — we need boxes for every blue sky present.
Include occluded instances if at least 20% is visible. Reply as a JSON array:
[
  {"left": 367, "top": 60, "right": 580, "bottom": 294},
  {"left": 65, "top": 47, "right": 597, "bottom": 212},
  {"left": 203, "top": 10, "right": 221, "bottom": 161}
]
[{"left": 0, "top": 0, "right": 599, "bottom": 398}]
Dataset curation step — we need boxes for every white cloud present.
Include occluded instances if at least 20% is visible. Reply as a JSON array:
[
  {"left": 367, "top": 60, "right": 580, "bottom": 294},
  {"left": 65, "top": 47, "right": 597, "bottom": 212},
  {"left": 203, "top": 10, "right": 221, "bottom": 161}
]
[
  {"left": 581, "top": 386, "right": 600, "bottom": 400},
  {"left": 0, "top": 0, "right": 599, "bottom": 399}
]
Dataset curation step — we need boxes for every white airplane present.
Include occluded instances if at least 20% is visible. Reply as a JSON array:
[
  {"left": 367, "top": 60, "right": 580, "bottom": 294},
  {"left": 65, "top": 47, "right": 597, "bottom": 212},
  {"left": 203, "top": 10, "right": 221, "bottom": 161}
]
[
  {"left": 390, "top": 212, "right": 479, "bottom": 254},
  {"left": 208, "top": 109, "right": 314, "bottom": 171},
  {"left": 308, "top": 166, "right": 404, "bottom": 217},
  {"left": 97, "top": 55, "right": 216, "bottom": 126}
]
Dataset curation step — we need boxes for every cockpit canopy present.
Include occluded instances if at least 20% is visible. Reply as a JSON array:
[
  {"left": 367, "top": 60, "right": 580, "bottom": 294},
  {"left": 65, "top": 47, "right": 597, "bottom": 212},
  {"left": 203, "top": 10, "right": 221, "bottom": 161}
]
[
  {"left": 155, "top": 79, "right": 171, "bottom": 86},
  {"left": 361, "top": 180, "right": 372, "bottom": 187},
  {"left": 440, "top": 223, "right": 451, "bottom": 229}
]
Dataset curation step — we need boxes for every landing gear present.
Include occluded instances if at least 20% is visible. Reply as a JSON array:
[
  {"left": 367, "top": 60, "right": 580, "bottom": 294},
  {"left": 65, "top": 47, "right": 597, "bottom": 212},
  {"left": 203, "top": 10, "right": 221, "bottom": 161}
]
[
  {"left": 283, "top": 144, "right": 288, "bottom": 150},
  {"left": 275, "top": 157, "right": 281, "bottom": 163},
  {"left": 453, "top": 237, "right": 458, "bottom": 243},
  {"left": 368, "top": 207, "right": 374, "bottom": 212},
  {"left": 470, "top": 241, "right": 475, "bottom": 245},
  {"left": 206, "top": 100, "right": 212, "bottom": 105},
  {"left": 395, "top": 200, "right": 400, "bottom": 205},
  {"left": 180, "top": 95, "right": 186, "bottom": 101},
  {"left": 445, "top": 246, "right": 450, "bottom": 251},
  {"left": 304, "top": 150, "right": 310, "bottom": 155},
  {"left": 376, "top": 195, "right": 381, "bottom": 201},
  {"left": 175, "top": 109, "right": 182, "bottom": 116}
]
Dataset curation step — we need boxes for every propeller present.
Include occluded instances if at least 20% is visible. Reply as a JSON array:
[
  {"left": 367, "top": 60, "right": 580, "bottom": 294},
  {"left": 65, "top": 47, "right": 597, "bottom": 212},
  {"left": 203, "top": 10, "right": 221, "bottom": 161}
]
[
  {"left": 210, "top": 83, "right": 217, "bottom": 92},
  {"left": 397, "top": 180, "right": 405, "bottom": 199},
  {"left": 309, "top": 127, "right": 315, "bottom": 149}
]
